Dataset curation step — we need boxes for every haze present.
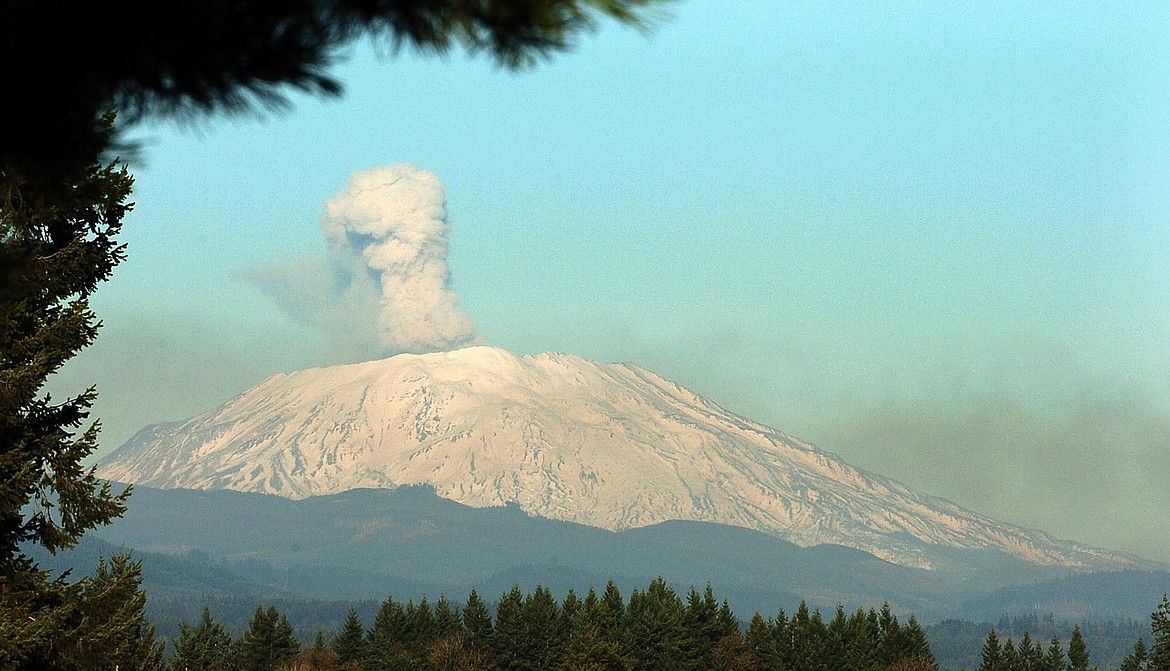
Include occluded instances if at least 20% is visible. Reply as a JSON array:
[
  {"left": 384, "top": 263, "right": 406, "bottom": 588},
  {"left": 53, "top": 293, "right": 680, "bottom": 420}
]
[{"left": 50, "top": 3, "right": 1169, "bottom": 561}]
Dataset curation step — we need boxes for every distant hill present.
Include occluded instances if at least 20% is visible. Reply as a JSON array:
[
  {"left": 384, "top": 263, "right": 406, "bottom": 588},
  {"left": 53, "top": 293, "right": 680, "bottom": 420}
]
[{"left": 56, "top": 483, "right": 1168, "bottom": 625}]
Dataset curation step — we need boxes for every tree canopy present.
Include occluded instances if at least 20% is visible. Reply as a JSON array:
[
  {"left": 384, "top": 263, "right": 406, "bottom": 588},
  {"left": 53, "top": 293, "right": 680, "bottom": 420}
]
[{"left": 2, "top": 0, "right": 668, "bottom": 170}]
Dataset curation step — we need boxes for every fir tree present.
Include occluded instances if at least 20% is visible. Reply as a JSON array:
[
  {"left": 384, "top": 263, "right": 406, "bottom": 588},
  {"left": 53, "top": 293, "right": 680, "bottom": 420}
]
[
  {"left": 841, "top": 607, "right": 880, "bottom": 671},
  {"left": 563, "top": 588, "right": 583, "bottom": 627},
  {"left": 367, "top": 596, "right": 408, "bottom": 670},
  {"left": 462, "top": 588, "right": 494, "bottom": 650},
  {"left": 1019, "top": 631, "right": 1044, "bottom": 671},
  {"left": 683, "top": 584, "right": 722, "bottom": 666},
  {"left": 980, "top": 629, "right": 1003, "bottom": 671},
  {"left": 744, "top": 612, "right": 779, "bottom": 668},
  {"left": 786, "top": 601, "right": 828, "bottom": 671},
  {"left": 172, "top": 605, "right": 234, "bottom": 671},
  {"left": 332, "top": 607, "right": 367, "bottom": 669},
  {"left": 4, "top": 0, "right": 668, "bottom": 173},
  {"left": 70, "top": 554, "right": 165, "bottom": 671},
  {"left": 518, "top": 585, "right": 566, "bottom": 671},
  {"left": 601, "top": 580, "right": 626, "bottom": 634},
  {"left": 1042, "top": 635, "right": 1065, "bottom": 671},
  {"left": 490, "top": 585, "right": 526, "bottom": 669},
  {"left": 403, "top": 597, "right": 437, "bottom": 658},
  {"left": 1119, "top": 637, "right": 1147, "bottom": 671},
  {"left": 622, "top": 578, "right": 689, "bottom": 671},
  {"left": 434, "top": 595, "right": 463, "bottom": 641},
  {"left": 1002, "top": 638, "right": 1019, "bottom": 671},
  {"left": 901, "top": 616, "right": 938, "bottom": 671},
  {"left": 1151, "top": 595, "right": 1170, "bottom": 671},
  {"left": 1068, "top": 625, "right": 1093, "bottom": 671},
  {"left": 0, "top": 115, "right": 135, "bottom": 670},
  {"left": 235, "top": 604, "right": 300, "bottom": 671}
]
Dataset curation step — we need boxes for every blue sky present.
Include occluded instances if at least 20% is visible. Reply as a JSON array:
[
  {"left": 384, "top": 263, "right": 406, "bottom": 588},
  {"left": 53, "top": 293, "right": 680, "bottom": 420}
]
[{"left": 55, "top": 2, "right": 1170, "bottom": 560}]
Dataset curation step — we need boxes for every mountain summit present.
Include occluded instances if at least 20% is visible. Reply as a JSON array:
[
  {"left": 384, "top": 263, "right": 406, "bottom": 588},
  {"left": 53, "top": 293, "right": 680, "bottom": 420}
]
[{"left": 98, "top": 346, "right": 1136, "bottom": 571}]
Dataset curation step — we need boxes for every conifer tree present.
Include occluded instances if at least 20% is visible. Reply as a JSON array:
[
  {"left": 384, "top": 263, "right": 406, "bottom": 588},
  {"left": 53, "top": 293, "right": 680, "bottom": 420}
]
[
  {"left": 683, "top": 584, "right": 722, "bottom": 665},
  {"left": 1019, "top": 631, "right": 1044, "bottom": 671},
  {"left": 1002, "top": 637, "right": 1020, "bottom": 671},
  {"left": 7, "top": 2, "right": 669, "bottom": 161},
  {"left": 771, "top": 607, "right": 792, "bottom": 670},
  {"left": 786, "top": 601, "right": 828, "bottom": 671},
  {"left": 877, "top": 603, "right": 904, "bottom": 668},
  {"left": 1067, "top": 625, "right": 1093, "bottom": 671},
  {"left": 1151, "top": 595, "right": 1170, "bottom": 671},
  {"left": 69, "top": 554, "right": 165, "bottom": 671},
  {"left": 403, "top": 597, "right": 437, "bottom": 659},
  {"left": 0, "top": 114, "right": 136, "bottom": 670},
  {"left": 367, "top": 596, "right": 408, "bottom": 670},
  {"left": 901, "top": 615, "right": 938, "bottom": 671},
  {"left": 744, "top": 613, "right": 779, "bottom": 670},
  {"left": 565, "top": 586, "right": 630, "bottom": 671},
  {"left": 563, "top": 588, "right": 583, "bottom": 627},
  {"left": 490, "top": 585, "right": 526, "bottom": 669},
  {"left": 518, "top": 585, "right": 566, "bottom": 670},
  {"left": 434, "top": 595, "right": 463, "bottom": 641},
  {"left": 332, "top": 607, "right": 367, "bottom": 669},
  {"left": 235, "top": 604, "right": 300, "bottom": 671},
  {"left": 980, "top": 629, "right": 1003, "bottom": 671},
  {"left": 841, "top": 607, "right": 879, "bottom": 671},
  {"left": 462, "top": 588, "right": 494, "bottom": 650},
  {"left": 826, "top": 605, "right": 850, "bottom": 668},
  {"left": 1043, "top": 635, "right": 1065, "bottom": 671},
  {"left": 1119, "top": 637, "right": 1147, "bottom": 671},
  {"left": 622, "top": 578, "right": 689, "bottom": 671},
  {"left": 601, "top": 580, "right": 626, "bottom": 634},
  {"left": 173, "top": 605, "right": 235, "bottom": 671}
]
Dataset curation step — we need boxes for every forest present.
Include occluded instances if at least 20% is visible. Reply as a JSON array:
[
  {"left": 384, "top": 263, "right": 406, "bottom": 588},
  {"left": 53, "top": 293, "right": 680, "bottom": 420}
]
[{"left": 127, "top": 566, "right": 1170, "bottom": 671}]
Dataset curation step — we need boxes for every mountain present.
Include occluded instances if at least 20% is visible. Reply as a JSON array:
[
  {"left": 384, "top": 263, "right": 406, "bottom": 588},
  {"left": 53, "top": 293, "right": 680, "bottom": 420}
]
[{"left": 97, "top": 346, "right": 1142, "bottom": 572}]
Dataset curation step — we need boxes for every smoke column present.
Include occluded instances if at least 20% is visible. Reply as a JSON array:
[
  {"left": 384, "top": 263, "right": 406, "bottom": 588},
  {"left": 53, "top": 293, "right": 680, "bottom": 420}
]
[{"left": 243, "top": 164, "right": 481, "bottom": 357}]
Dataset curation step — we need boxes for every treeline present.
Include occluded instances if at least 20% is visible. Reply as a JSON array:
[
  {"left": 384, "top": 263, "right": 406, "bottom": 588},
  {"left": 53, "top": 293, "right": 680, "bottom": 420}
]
[
  {"left": 967, "top": 596, "right": 1170, "bottom": 671},
  {"left": 928, "top": 616, "right": 1150, "bottom": 670},
  {"left": 169, "top": 577, "right": 936, "bottom": 671}
]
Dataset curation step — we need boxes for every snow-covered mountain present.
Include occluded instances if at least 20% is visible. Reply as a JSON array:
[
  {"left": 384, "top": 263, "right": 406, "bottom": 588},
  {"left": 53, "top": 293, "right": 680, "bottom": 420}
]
[{"left": 98, "top": 346, "right": 1138, "bottom": 571}]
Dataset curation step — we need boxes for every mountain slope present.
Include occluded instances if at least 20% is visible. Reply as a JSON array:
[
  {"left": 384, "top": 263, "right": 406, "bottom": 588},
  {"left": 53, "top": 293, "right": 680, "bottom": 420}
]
[{"left": 97, "top": 346, "right": 1140, "bottom": 571}]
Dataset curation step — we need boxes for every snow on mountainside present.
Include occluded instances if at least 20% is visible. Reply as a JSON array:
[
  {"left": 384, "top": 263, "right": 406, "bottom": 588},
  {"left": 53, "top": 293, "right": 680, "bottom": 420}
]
[{"left": 98, "top": 346, "right": 1137, "bottom": 571}]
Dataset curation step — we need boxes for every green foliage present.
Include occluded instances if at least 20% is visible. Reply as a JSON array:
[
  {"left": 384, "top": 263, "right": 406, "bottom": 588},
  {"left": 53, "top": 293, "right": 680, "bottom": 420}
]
[
  {"left": 235, "top": 604, "right": 300, "bottom": 671},
  {"left": 1044, "top": 635, "right": 1066, "bottom": 671},
  {"left": 0, "top": 112, "right": 159, "bottom": 671},
  {"left": 0, "top": 112, "right": 131, "bottom": 568},
  {"left": 622, "top": 577, "right": 690, "bottom": 671},
  {"left": 71, "top": 554, "right": 166, "bottom": 671},
  {"left": 461, "top": 589, "right": 493, "bottom": 650},
  {"left": 1069, "top": 625, "right": 1094, "bottom": 671},
  {"left": 332, "top": 607, "right": 367, "bottom": 668},
  {"left": 172, "top": 605, "right": 234, "bottom": 671},
  {"left": 980, "top": 629, "right": 1003, "bottom": 671},
  {"left": 0, "top": 553, "right": 164, "bottom": 670},
  {"left": 3, "top": 0, "right": 670, "bottom": 171},
  {"left": 366, "top": 596, "right": 409, "bottom": 670},
  {"left": 1119, "top": 637, "right": 1147, "bottom": 671},
  {"left": 1150, "top": 595, "right": 1170, "bottom": 671}
]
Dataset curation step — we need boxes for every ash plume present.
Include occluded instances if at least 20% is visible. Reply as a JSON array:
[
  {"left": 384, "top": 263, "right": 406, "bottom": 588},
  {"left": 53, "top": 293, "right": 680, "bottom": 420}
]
[{"left": 243, "top": 164, "right": 481, "bottom": 358}]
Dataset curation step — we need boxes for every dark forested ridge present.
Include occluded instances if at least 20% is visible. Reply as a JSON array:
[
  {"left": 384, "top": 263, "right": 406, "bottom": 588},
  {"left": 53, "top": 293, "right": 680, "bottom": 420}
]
[{"left": 68, "top": 484, "right": 1170, "bottom": 624}]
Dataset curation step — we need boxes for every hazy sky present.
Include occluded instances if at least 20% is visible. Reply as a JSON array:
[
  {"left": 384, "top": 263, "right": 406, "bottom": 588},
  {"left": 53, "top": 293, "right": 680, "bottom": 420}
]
[{"left": 54, "top": 2, "right": 1169, "bottom": 562}]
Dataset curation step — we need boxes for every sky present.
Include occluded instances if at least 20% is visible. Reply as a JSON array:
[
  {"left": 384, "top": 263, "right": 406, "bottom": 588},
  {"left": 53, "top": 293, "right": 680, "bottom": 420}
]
[{"left": 52, "top": 1, "right": 1169, "bottom": 562}]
